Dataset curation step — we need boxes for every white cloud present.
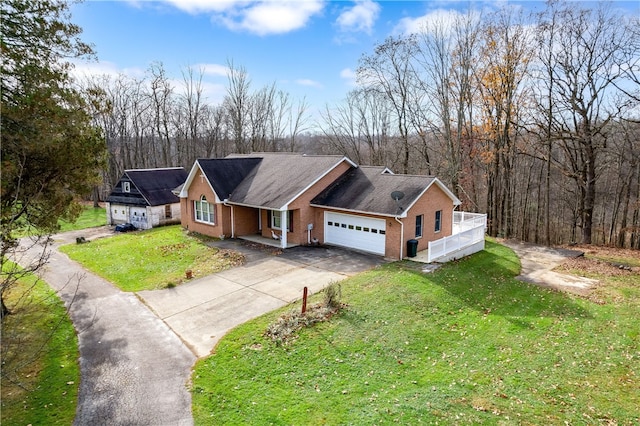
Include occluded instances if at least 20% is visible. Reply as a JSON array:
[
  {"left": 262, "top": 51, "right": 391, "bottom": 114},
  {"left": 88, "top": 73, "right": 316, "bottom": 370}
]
[
  {"left": 163, "top": 0, "right": 244, "bottom": 14},
  {"left": 336, "top": 0, "right": 380, "bottom": 34},
  {"left": 69, "top": 59, "right": 146, "bottom": 81},
  {"left": 340, "top": 67, "right": 357, "bottom": 87},
  {"left": 164, "top": 0, "right": 325, "bottom": 35},
  {"left": 394, "top": 9, "right": 464, "bottom": 36},
  {"left": 296, "top": 78, "right": 323, "bottom": 88},
  {"left": 194, "top": 63, "right": 230, "bottom": 77}
]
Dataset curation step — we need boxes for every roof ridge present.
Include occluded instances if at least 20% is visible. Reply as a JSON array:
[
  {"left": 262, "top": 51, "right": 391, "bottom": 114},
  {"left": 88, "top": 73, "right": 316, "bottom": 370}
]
[{"left": 125, "top": 167, "right": 185, "bottom": 172}]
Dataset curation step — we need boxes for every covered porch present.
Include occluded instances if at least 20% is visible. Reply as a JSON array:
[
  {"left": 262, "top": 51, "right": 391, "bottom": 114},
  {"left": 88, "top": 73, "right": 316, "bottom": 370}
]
[{"left": 238, "top": 233, "right": 299, "bottom": 249}]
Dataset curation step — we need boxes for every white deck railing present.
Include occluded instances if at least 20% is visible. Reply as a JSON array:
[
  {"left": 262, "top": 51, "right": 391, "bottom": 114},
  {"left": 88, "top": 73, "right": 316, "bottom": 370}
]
[{"left": 428, "top": 212, "right": 487, "bottom": 263}]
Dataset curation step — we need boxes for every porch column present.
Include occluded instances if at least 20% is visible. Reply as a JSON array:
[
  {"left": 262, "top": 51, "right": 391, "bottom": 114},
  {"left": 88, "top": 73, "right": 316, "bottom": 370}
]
[{"left": 280, "top": 209, "right": 288, "bottom": 249}]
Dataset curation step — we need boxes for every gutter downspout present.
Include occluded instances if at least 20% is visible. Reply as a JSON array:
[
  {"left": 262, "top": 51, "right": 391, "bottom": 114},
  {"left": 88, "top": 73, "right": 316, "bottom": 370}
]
[
  {"left": 395, "top": 216, "right": 404, "bottom": 260},
  {"left": 223, "top": 199, "right": 235, "bottom": 238}
]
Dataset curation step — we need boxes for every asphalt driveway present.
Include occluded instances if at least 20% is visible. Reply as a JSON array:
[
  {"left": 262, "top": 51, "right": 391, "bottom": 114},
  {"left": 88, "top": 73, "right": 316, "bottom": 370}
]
[
  {"left": 138, "top": 240, "right": 384, "bottom": 358},
  {"left": 20, "top": 228, "right": 196, "bottom": 426}
]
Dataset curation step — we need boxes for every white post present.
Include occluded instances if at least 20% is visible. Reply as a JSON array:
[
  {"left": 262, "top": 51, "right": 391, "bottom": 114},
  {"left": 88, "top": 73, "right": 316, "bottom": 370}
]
[{"left": 280, "top": 209, "right": 288, "bottom": 249}]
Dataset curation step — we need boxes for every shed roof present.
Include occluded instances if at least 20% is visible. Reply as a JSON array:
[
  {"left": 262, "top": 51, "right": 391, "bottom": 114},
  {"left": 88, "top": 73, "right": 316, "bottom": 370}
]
[{"left": 107, "top": 167, "right": 187, "bottom": 206}]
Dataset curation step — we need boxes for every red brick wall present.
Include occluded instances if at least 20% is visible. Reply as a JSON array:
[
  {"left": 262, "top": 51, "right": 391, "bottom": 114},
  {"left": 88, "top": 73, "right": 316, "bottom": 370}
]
[
  {"left": 314, "top": 183, "right": 454, "bottom": 260},
  {"left": 260, "top": 160, "right": 353, "bottom": 245},
  {"left": 182, "top": 167, "right": 231, "bottom": 238},
  {"left": 399, "top": 184, "right": 454, "bottom": 256},
  {"left": 234, "top": 206, "right": 259, "bottom": 236}
]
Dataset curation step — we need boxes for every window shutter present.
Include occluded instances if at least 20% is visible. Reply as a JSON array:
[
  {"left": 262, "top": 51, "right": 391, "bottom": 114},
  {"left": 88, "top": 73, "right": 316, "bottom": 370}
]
[
  {"left": 288, "top": 210, "right": 293, "bottom": 232},
  {"left": 267, "top": 210, "right": 272, "bottom": 228}
]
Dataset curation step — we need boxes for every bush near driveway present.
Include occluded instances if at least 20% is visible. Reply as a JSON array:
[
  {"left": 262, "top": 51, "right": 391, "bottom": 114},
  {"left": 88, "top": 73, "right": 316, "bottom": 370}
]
[
  {"left": 60, "top": 225, "right": 243, "bottom": 292},
  {"left": 192, "top": 240, "right": 639, "bottom": 425}
]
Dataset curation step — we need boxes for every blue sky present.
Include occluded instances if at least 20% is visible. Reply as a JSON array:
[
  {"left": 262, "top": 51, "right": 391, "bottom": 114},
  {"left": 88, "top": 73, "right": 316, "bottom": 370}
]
[{"left": 70, "top": 0, "right": 639, "bottom": 117}]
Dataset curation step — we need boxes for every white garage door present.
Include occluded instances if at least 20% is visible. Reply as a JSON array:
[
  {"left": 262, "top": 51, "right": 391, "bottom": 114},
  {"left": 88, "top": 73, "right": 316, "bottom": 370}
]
[{"left": 325, "top": 212, "right": 386, "bottom": 255}]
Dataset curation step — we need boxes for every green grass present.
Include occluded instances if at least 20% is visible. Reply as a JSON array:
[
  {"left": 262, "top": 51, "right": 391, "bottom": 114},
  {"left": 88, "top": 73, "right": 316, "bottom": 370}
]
[
  {"left": 58, "top": 205, "right": 106, "bottom": 232},
  {"left": 191, "top": 240, "right": 640, "bottom": 425},
  {"left": 13, "top": 204, "right": 106, "bottom": 237},
  {"left": 1, "top": 263, "right": 80, "bottom": 425},
  {"left": 59, "top": 225, "right": 243, "bottom": 291}
]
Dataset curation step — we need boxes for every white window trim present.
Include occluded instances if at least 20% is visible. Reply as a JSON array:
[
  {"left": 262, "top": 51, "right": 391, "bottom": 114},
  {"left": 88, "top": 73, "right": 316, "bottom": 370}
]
[
  {"left": 435, "top": 210, "right": 442, "bottom": 233},
  {"left": 271, "top": 210, "right": 282, "bottom": 230},
  {"left": 123, "top": 181, "right": 130, "bottom": 193},
  {"left": 194, "top": 195, "right": 215, "bottom": 225}
]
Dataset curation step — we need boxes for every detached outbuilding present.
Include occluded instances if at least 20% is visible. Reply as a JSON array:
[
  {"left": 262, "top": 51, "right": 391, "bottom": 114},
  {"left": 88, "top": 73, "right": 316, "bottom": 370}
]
[
  {"left": 106, "top": 167, "right": 188, "bottom": 230},
  {"left": 179, "top": 153, "right": 484, "bottom": 261}
]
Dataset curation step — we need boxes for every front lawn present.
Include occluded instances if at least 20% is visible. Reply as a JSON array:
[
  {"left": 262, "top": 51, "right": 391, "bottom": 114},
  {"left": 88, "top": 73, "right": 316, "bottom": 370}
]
[
  {"left": 192, "top": 241, "right": 639, "bottom": 424},
  {"left": 59, "top": 225, "right": 243, "bottom": 291},
  {"left": 1, "top": 263, "right": 80, "bottom": 426}
]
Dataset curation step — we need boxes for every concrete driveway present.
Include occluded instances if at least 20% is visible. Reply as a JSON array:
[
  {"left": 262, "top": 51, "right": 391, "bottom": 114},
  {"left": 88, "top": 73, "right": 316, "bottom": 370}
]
[
  {"left": 19, "top": 228, "right": 382, "bottom": 424},
  {"left": 138, "top": 241, "right": 384, "bottom": 358},
  {"left": 501, "top": 239, "right": 598, "bottom": 295}
]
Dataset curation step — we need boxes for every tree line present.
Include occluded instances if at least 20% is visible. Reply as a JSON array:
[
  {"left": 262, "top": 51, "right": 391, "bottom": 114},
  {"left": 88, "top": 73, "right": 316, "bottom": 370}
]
[{"left": 79, "top": 2, "right": 639, "bottom": 248}]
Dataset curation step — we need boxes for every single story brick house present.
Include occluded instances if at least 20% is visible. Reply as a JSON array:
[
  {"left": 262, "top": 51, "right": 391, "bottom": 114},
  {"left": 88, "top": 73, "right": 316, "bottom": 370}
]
[
  {"left": 106, "top": 167, "right": 188, "bottom": 230},
  {"left": 179, "top": 153, "right": 461, "bottom": 260}
]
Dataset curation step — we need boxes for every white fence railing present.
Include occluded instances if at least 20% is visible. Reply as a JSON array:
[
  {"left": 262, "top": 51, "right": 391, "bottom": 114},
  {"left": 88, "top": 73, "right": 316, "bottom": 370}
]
[{"left": 428, "top": 212, "right": 487, "bottom": 262}]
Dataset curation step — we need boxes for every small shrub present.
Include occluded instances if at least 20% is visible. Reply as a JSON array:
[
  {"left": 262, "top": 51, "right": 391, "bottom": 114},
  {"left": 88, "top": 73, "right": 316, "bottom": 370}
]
[
  {"left": 265, "top": 283, "right": 345, "bottom": 345},
  {"left": 324, "top": 281, "right": 342, "bottom": 309}
]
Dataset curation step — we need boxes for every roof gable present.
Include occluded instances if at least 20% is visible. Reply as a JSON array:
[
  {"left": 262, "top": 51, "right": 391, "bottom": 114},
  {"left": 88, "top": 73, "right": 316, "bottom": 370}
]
[
  {"left": 225, "top": 153, "right": 356, "bottom": 209},
  {"left": 311, "top": 166, "right": 460, "bottom": 217},
  {"left": 107, "top": 167, "right": 187, "bottom": 206},
  {"left": 199, "top": 157, "right": 262, "bottom": 200},
  {"left": 179, "top": 158, "right": 261, "bottom": 201}
]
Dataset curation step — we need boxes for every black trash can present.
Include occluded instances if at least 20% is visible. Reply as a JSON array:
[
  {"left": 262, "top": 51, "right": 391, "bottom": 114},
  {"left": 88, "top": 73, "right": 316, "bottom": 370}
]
[{"left": 407, "top": 239, "right": 418, "bottom": 258}]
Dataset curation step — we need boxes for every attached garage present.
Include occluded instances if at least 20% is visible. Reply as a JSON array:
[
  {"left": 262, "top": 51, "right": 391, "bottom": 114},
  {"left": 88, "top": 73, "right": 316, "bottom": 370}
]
[{"left": 324, "top": 212, "right": 386, "bottom": 255}]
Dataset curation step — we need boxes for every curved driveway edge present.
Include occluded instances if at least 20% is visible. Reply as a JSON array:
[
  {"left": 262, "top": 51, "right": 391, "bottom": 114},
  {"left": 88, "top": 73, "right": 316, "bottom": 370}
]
[
  {"left": 21, "top": 229, "right": 196, "bottom": 426},
  {"left": 17, "top": 228, "right": 383, "bottom": 424},
  {"left": 501, "top": 239, "right": 598, "bottom": 295},
  {"left": 138, "top": 241, "right": 384, "bottom": 358}
]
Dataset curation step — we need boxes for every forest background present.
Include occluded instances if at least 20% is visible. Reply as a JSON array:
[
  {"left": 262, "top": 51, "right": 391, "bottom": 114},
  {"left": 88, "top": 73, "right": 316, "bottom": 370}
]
[{"left": 77, "top": 1, "right": 640, "bottom": 249}]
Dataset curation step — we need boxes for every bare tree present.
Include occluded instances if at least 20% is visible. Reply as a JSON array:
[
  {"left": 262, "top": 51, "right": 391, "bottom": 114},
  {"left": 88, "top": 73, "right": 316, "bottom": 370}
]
[
  {"left": 357, "top": 35, "right": 422, "bottom": 174},
  {"left": 538, "top": 2, "right": 639, "bottom": 244},
  {"left": 416, "top": 10, "right": 481, "bottom": 197},
  {"left": 319, "top": 88, "right": 394, "bottom": 167},
  {"left": 286, "top": 96, "right": 311, "bottom": 152},
  {"left": 225, "top": 61, "right": 252, "bottom": 153},
  {"left": 475, "top": 7, "right": 532, "bottom": 238},
  {"left": 148, "top": 62, "right": 175, "bottom": 166},
  {"left": 176, "top": 66, "right": 206, "bottom": 166}
]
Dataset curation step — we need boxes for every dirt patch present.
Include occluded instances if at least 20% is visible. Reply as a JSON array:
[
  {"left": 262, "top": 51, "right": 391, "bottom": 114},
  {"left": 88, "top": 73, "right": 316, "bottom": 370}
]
[
  {"left": 564, "top": 244, "right": 640, "bottom": 264},
  {"left": 502, "top": 240, "right": 639, "bottom": 300},
  {"left": 555, "top": 256, "right": 638, "bottom": 277}
]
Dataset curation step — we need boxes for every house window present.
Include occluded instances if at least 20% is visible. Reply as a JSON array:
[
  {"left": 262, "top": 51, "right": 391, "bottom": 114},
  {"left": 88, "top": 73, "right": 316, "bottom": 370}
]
[
  {"left": 165, "top": 205, "right": 172, "bottom": 219},
  {"left": 268, "top": 210, "right": 293, "bottom": 231},
  {"left": 416, "top": 214, "right": 424, "bottom": 238},
  {"left": 271, "top": 210, "right": 282, "bottom": 229},
  {"left": 435, "top": 210, "right": 442, "bottom": 233},
  {"left": 123, "top": 181, "right": 130, "bottom": 193},
  {"left": 194, "top": 195, "right": 215, "bottom": 224}
]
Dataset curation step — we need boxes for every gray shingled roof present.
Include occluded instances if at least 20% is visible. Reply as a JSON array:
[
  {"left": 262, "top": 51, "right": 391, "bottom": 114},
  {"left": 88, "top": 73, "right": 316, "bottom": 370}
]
[
  {"left": 311, "top": 166, "right": 440, "bottom": 216},
  {"left": 225, "top": 153, "right": 350, "bottom": 209},
  {"left": 197, "top": 157, "right": 261, "bottom": 200}
]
